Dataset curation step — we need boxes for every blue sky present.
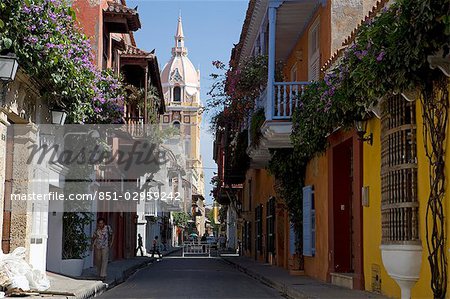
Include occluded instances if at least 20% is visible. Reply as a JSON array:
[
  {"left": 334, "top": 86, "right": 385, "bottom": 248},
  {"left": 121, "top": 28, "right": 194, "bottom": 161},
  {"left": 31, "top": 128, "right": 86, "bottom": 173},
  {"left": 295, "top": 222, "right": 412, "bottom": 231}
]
[{"left": 127, "top": 0, "right": 248, "bottom": 205}]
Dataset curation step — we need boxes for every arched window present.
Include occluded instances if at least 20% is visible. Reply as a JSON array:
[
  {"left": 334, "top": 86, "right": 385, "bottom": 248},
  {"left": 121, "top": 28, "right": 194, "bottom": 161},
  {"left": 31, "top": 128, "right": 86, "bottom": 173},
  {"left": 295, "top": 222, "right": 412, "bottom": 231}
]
[
  {"left": 173, "top": 86, "right": 181, "bottom": 102},
  {"left": 173, "top": 121, "right": 181, "bottom": 132}
]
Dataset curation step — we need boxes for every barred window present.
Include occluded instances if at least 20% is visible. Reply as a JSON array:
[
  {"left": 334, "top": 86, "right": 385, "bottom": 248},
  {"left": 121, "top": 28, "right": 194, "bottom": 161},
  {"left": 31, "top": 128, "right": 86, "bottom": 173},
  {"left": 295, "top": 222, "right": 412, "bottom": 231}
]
[
  {"left": 255, "top": 205, "right": 263, "bottom": 252},
  {"left": 266, "top": 197, "right": 275, "bottom": 253},
  {"left": 381, "top": 95, "right": 419, "bottom": 244},
  {"left": 243, "top": 221, "right": 252, "bottom": 251}
]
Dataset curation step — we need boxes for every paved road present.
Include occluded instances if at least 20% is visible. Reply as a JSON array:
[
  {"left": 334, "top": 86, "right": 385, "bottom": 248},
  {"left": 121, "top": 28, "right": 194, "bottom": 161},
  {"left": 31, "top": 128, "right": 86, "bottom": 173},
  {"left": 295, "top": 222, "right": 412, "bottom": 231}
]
[{"left": 99, "top": 255, "right": 285, "bottom": 299}]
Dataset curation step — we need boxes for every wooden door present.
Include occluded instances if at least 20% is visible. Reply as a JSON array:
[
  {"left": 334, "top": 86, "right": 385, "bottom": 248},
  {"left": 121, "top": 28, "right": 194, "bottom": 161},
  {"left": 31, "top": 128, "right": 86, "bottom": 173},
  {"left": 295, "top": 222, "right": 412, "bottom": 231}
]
[{"left": 332, "top": 139, "right": 353, "bottom": 273}]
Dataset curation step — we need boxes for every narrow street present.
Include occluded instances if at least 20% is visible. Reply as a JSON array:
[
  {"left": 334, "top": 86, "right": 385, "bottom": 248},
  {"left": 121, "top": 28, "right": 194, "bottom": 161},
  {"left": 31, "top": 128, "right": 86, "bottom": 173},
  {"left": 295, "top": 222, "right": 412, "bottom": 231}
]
[
  {"left": 0, "top": 0, "right": 448, "bottom": 298},
  {"left": 99, "top": 252, "right": 284, "bottom": 299}
]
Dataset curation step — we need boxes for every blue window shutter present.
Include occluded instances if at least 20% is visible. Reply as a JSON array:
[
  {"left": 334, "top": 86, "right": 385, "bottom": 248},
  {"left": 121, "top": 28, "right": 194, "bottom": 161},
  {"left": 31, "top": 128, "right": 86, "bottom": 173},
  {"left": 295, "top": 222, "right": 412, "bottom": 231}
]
[{"left": 303, "top": 185, "right": 313, "bottom": 257}]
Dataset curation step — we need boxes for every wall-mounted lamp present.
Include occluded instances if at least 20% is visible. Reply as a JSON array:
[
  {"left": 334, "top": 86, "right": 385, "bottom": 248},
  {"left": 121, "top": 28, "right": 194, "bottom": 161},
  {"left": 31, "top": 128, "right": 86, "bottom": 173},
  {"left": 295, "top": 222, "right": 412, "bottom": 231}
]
[
  {"left": 355, "top": 119, "right": 373, "bottom": 145},
  {"left": 50, "top": 108, "right": 67, "bottom": 125},
  {"left": 0, "top": 54, "right": 19, "bottom": 106},
  {"left": 0, "top": 54, "right": 19, "bottom": 82}
]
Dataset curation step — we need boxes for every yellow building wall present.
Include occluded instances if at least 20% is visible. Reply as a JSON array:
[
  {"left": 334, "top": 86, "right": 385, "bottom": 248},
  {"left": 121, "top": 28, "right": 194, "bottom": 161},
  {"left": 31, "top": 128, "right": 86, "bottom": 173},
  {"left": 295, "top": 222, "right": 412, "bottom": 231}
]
[{"left": 363, "top": 96, "right": 450, "bottom": 298}]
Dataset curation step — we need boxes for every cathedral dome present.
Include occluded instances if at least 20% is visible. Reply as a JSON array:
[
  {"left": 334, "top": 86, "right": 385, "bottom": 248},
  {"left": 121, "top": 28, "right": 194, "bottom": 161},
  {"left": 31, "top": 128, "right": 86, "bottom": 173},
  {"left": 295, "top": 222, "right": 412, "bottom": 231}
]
[
  {"left": 161, "top": 55, "right": 199, "bottom": 90},
  {"left": 161, "top": 16, "right": 200, "bottom": 101}
]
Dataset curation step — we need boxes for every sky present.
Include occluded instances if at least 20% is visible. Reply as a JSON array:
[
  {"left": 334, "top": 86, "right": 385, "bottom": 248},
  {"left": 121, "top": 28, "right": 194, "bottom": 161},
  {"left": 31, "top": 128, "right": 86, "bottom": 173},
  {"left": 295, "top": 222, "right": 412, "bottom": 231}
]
[{"left": 127, "top": 0, "right": 248, "bottom": 205}]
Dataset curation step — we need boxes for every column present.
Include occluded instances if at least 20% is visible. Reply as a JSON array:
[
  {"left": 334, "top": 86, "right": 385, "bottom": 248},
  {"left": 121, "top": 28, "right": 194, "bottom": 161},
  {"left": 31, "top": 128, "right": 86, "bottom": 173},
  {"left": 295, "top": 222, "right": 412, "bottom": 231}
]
[{"left": 266, "top": 3, "right": 279, "bottom": 121}]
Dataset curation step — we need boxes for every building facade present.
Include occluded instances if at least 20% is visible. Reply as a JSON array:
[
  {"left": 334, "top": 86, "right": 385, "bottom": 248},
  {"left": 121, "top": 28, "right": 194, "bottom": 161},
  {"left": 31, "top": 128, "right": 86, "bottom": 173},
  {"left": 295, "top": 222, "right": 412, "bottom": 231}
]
[{"left": 215, "top": 0, "right": 450, "bottom": 298}]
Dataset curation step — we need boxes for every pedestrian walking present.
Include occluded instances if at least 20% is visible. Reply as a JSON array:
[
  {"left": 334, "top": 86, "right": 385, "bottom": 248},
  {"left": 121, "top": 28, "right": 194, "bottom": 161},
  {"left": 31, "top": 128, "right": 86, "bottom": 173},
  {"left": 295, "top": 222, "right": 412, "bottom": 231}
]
[
  {"left": 151, "top": 236, "right": 162, "bottom": 259},
  {"left": 201, "top": 233, "right": 207, "bottom": 253},
  {"left": 91, "top": 217, "right": 113, "bottom": 281},
  {"left": 219, "top": 234, "right": 226, "bottom": 250},
  {"left": 136, "top": 233, "right": 144, "bottom": 257}
]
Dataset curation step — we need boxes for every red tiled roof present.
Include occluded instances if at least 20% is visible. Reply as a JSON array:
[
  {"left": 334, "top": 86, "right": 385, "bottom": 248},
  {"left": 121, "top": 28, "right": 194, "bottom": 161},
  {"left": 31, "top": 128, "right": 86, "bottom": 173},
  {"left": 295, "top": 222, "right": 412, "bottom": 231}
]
[
  {"left": 230, "top": 0, "right": 257, "bottom": 68},
  {"left": 105, "top": 1, "right": 137, "bottom": 15},
  {"left": 104, "top": 1, "right": 141, "bottom": 32},
  {"left": 121, "top": 45, "right": 150, "bottom": 57}
]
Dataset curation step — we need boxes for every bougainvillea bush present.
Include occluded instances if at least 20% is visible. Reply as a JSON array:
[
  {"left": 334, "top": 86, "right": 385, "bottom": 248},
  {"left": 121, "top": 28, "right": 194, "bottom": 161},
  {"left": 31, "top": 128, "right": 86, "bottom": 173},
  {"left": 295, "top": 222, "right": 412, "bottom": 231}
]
[{"left": 0, "top": 0, "right": 124, "bottom": 123}]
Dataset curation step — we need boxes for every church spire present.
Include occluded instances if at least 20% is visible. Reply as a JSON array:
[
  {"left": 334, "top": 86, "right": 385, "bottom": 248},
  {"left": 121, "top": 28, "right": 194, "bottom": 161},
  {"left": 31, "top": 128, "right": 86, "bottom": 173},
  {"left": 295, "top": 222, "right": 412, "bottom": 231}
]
[
  {"left": 176, "top": 12, "right": 184, "bottom": 38},
  {"left": 173, "top": 13, "right": 187, "bottom": 56}
]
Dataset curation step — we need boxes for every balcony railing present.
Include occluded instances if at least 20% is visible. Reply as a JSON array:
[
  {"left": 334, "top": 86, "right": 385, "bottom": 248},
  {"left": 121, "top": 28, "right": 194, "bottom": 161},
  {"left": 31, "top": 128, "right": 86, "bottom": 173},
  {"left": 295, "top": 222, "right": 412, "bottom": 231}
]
[
  {"left": 272, "top": 82, "right": 310, "bottom": 119},
  {"left": 145, "top": 201, "right": 157, "bottom": 216},
  {"left": 124, "top": 116, "right": 145, "bottom": 137}
]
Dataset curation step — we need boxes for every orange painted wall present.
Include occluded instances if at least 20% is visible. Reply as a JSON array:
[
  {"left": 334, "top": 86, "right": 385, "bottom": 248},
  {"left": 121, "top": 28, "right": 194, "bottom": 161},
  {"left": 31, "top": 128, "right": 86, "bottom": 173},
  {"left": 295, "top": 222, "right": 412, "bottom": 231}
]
[
  {"left": 281, "top": 1, "right": 332, "bottom": 282},
  {"left": 283, "top": 2, "right": 331, "bottom": 81},
  {"left": 303, "top": 155, "right": 329, "bottom": 281},
  {"left": 242, "top": 169, "right": 286, "bottom": 265}
]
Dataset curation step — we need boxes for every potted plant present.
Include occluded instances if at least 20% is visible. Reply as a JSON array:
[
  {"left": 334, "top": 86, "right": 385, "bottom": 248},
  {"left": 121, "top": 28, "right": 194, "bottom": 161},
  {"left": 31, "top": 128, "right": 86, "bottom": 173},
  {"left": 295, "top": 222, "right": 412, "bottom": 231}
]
[
  {"left": 60, "top": 212, "right": 92, "bottom": 277},
  {"left": 60, "top": 153, "right": 94, "bottom": 277}
]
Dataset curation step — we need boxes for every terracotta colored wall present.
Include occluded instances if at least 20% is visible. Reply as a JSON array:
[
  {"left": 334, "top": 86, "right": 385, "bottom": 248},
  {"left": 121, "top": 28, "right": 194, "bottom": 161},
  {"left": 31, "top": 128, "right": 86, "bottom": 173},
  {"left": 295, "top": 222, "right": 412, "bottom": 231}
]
[
  {"left": 303, "top": 155, "right": 329, "bottom": 281},
  {"left": 72, "top": 0, "right": 106, "bottom": 67}
]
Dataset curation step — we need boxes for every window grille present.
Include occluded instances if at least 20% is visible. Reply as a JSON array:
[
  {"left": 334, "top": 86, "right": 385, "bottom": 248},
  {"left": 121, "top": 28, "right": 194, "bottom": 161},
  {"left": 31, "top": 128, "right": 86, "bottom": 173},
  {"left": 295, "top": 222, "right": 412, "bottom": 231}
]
[
  {"left": 266, "top": 197, "right": 275, "bottom": 253},
  {"left": 255, "top": 205, "right": 263, "bottom": 252},
  {"left": 381, "top": 95, "right": 419, "bottom": 244}
]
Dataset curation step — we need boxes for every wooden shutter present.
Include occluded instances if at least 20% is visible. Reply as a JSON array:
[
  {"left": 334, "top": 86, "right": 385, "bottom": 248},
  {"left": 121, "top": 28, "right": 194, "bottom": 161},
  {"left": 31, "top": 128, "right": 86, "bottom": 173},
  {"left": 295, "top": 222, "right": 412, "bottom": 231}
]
[
  {"left": 303, "top": 185, "right": 315, "bottom": 256},
  {"left": 308, "top": 20, "right": 320, "bottom": 81}
]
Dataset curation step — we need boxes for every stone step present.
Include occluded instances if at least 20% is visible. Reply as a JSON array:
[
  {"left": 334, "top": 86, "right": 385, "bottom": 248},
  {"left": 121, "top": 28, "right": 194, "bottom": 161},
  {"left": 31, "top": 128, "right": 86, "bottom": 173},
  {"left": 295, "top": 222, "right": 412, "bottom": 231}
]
[{"left": 330, "top": 272, "right": 355, "bottom": 289}]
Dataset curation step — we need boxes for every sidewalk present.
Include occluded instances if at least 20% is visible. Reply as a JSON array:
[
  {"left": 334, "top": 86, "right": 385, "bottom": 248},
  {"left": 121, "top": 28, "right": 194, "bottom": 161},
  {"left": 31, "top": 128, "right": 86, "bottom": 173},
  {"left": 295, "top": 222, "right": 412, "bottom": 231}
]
[
  {"left": 41, "top": 247, "right": 180, "bottom": 299},
  {"left": 222, "top": 256, "right": 386, "bottom": 299}
]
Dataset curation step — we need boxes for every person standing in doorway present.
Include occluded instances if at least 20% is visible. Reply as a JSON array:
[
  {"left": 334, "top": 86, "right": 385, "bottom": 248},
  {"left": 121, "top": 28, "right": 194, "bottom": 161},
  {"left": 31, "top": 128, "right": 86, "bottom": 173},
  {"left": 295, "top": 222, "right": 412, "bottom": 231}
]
[
  {"left": 91, "top": 217, "right": 113, "bottom": 281},
  {"left": 151, "top": 236, "right": 162, "bottom": 259}
]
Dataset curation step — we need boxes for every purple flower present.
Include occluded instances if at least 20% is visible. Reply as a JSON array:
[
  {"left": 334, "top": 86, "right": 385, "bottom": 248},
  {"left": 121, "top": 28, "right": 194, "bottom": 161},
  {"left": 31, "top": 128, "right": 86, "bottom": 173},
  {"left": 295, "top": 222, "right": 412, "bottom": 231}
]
[
  {"left": 376, "top": 50, "right": 386, "bottom": 62},
  {"left": 48, "top": 12, "right": 57, "bottom": 22},
  {"left": 355, "top": 50, "right": 368, "bottom": 60}
]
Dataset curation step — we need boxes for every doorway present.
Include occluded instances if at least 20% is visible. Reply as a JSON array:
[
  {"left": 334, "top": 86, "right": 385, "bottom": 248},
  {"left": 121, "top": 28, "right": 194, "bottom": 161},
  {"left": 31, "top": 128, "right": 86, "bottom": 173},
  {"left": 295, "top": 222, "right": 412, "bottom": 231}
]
[
  {"left": 328, "top": 133, "right": 364, "bottom": 289},
  {"left": 332, "top": 139, "right": 353, "bottom": 273}
]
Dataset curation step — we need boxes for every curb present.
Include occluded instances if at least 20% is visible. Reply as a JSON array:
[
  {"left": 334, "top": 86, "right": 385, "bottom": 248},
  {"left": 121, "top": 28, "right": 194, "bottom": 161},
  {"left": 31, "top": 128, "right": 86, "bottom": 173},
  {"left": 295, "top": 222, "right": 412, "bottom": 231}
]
[
  {"left": 75, "top": 281, "right": 108, "bottom": 299},
  {"left": 222, "top": 258, "right": 308, "bottom": 299}
]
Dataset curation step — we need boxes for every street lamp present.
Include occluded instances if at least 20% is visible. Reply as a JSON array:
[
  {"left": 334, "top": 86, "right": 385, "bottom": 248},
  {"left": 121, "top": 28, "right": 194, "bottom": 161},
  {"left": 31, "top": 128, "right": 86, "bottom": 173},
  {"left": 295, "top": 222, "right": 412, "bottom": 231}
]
[
  {"left": 355, "top": 119, "right": 373, "bottom": 145},
  {"left": 0, "top": 55, "right": 19, "bottom": 82},
  {"left": 50, "top": 108, "right": 67, "bottom": 125}
]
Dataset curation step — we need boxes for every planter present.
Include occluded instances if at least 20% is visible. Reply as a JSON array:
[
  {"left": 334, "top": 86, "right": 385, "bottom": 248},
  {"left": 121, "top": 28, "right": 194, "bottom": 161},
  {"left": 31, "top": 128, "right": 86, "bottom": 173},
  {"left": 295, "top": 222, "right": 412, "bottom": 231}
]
[
  {"left": 380, "top": 244, "right": 422, "bottom": 299},
  {"left": 60, "top": 259, "right": 85, "bottom": 277}
]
